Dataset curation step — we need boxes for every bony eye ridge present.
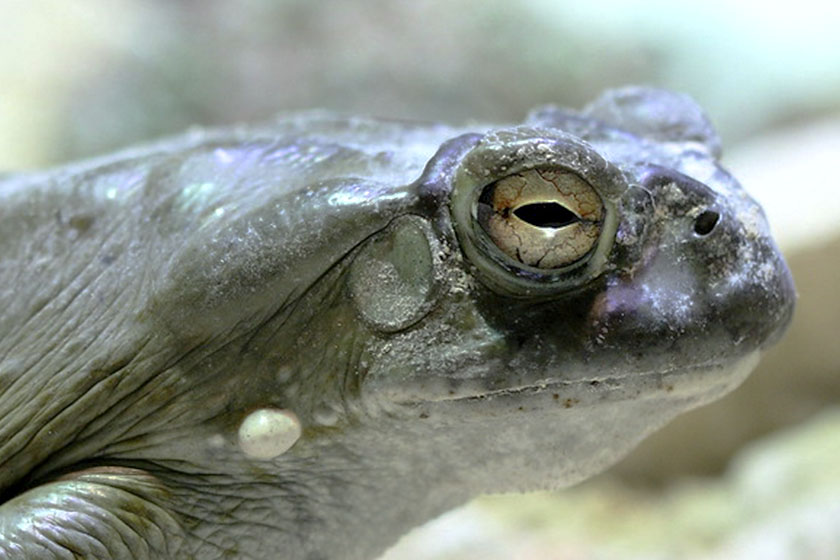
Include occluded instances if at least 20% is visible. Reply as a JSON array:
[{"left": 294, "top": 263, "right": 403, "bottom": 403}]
[{"left": 476, "top": 168, "right": 604, "bottom": 270}]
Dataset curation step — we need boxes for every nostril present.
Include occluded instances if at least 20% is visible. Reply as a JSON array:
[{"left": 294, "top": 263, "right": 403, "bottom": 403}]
[{"left": 694, "top": 210, "right": 719, "bottom": 236}]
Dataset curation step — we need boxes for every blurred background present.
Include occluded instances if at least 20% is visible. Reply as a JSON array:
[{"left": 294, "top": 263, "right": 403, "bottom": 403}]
[{"left": 2, "top": 1, "right": 838, "bottom": 558}]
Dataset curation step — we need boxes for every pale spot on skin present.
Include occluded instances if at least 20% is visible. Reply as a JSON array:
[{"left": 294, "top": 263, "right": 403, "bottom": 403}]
[
  {"left": 276, "top": 366, "right": 294, "bottom": 383},
  {"left": 313, "top": 404, "right": 340, "bottom": 427},
  {"left": 207, "top": 434, "right": 226, "bottom": 449},
  {"left": 238, "top": 408, "right": 302, "bottom": 460}
]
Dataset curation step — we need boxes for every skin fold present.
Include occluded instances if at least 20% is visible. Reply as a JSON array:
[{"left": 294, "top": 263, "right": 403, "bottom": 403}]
[{"left": 0, "top": 87, "right": 794, "bottom": 559}]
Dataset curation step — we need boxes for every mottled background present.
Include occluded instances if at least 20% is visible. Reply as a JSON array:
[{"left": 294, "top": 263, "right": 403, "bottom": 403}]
[{"left": 2, "top": 1, "right": 839, "bottom": 558}]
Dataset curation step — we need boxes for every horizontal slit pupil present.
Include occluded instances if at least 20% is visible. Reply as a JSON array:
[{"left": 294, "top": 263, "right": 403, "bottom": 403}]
[{"left": 513, "top": 203, "right": 578, "bottom": 228}]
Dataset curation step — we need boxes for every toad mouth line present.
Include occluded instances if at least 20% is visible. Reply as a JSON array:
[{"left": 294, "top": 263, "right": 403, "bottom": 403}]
[{"left": 413, "top": 351, "right": 760, "bottom": 405}]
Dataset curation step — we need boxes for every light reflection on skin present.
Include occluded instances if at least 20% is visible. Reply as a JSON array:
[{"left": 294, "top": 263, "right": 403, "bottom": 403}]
[
  {"left": 327, "top": 189, "right": 407, "bottom": 207},
  {"left": 97, "top": 170, "right": 145, "bottom": 203},
  {"left": 213, "top": 148, "right": 235, "bottom": 165}
]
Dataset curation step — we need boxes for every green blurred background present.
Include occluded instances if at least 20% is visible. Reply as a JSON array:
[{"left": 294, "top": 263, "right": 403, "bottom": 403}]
[
  {"left": 3, "top": 1, "right": 839, "bottom": 558},
  {"left": 2, "top": 0, "right": 839, "bottom": 168}
]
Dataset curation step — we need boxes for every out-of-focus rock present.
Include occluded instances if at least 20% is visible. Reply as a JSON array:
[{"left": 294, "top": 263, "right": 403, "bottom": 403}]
[{"left": 705, "top": 408, "right": 840, "bottom": 560}]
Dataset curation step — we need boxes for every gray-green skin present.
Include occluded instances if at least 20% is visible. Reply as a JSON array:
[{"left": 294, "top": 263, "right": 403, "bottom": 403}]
[{"left": 0, "top": 87, "right": 794, "bottom": 560}]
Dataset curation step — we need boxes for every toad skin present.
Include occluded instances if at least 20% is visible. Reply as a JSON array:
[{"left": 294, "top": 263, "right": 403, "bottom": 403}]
[{"left": 0, "top": 87, "right": 794, "bottom": 559}]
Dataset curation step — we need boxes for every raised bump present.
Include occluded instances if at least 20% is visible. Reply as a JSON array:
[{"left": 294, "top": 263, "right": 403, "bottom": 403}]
[{"left": 238, "top": 408, "right": 302, "bottom": 460}]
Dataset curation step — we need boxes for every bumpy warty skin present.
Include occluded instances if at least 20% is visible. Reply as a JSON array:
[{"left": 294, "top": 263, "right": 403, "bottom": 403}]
[{"left": 0, "top": 87, "right": 794, "bottom": 560}]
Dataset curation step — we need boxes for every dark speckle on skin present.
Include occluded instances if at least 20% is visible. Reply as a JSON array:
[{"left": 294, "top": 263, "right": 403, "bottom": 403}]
[{"left": 69, "top": 215, "right": 95, "bottom": 233}]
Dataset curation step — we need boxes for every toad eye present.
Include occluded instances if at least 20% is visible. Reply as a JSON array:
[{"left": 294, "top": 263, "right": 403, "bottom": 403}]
[{"left": 476, "top": 169, "right": 604, "bottom": 269}]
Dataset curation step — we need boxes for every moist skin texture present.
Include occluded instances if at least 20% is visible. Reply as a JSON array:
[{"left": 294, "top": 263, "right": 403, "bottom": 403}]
[{"left": 0, "top": 87, "right": 794, "bottom": 560}]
